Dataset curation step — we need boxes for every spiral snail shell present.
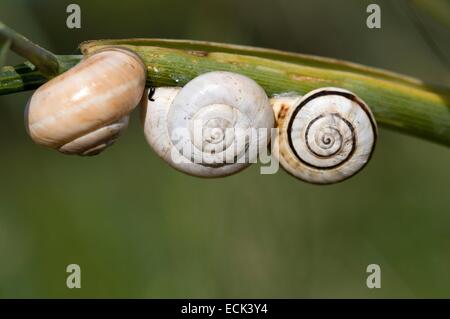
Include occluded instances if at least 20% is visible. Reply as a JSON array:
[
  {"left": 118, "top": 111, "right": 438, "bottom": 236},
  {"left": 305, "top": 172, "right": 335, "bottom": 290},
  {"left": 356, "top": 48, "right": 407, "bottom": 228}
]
[
  {"left": 141, "top": 71, "right": 274, "bottom": 177},
  {"left": 271, "top": 88, "right": 377, "bottom": 184},
  {"left": 25, "top": 48, "right": 146, "bottom": 156}
]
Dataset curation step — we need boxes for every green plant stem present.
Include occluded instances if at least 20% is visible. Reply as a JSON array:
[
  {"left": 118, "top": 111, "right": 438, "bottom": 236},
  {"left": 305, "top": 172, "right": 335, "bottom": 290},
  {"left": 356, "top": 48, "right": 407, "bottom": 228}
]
[
  {"left": 0, "top": 22, "right": 60, "bottom": 78},
  {"left": 1, "top": 39, "right": 449, "bottom": 146},
  {"left": 0, "top": 55, "right": 80, "bottom": 94}
]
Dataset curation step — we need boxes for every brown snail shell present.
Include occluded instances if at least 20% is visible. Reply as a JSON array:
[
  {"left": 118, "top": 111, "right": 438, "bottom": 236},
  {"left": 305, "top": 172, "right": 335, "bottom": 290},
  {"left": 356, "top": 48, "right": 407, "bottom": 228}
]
[{"left": 25, "top": 48, "right": 146, "bottom": 155}]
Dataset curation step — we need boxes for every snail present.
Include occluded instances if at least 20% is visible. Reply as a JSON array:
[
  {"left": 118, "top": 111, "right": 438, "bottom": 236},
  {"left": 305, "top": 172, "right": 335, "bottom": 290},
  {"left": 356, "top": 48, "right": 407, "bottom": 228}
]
[
  {"left": 271, "top": 88, "right": 377, "bottom": 184},
  {"left": 140, "top": 71, "right": 274, "bottom": 177},
  {"left": 25, "top": 48, "right": 147, "bottom": 156}
]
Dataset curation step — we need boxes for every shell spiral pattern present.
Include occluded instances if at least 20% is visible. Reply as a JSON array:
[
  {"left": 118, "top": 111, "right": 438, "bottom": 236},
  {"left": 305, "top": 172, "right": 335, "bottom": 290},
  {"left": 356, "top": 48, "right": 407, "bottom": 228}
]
[
  {"left": 141, "top": 71, "right": 274, "bottom": 177},
  {"left": 272, "top": 88, "right": 377, "bottom": 184}
]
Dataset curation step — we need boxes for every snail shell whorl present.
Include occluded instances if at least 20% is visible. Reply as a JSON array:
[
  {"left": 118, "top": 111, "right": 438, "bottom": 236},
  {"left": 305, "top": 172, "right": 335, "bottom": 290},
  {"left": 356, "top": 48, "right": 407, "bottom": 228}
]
[
  {"left": 141, "top": 71, "right": 274, "bottom": 177},
  {"left": 58, "top": 116, "right": 129, "bottom": 156},
  {"left": 272, "top": 88, "right": 377, "bottom": 184},
  {"left": 25, "top": 48, "right": 146, "bottom": 155}
]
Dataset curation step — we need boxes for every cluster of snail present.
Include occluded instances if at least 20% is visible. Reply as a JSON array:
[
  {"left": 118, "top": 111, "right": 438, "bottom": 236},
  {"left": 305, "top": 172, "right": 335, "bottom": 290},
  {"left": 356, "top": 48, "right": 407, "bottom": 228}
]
[{"left": 25, "top": 48, "right": 377, "bottom": 184}]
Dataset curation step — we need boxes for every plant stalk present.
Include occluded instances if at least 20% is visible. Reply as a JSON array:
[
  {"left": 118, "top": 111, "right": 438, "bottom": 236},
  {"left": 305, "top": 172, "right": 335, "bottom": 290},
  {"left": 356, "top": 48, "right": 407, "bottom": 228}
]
[
  {"left": 0, "top": 21, "right": 60, "bottom": 78},
  {"left": 0, "top": 38, "right": 449, "bottom": 146}
]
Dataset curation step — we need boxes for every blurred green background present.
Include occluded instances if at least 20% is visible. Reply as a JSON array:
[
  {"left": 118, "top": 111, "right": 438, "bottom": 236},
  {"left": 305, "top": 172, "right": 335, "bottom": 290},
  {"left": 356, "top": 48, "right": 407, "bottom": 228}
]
[{"left": 0, "top": 0, "right": 449, "bottom": 298}]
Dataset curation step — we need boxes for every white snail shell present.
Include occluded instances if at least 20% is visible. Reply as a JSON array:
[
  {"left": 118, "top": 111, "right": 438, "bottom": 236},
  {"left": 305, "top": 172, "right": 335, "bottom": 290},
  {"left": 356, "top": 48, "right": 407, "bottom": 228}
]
[
  {"left": 25, "top": 48, "right": 146, "bottom": 156},
  {"left": 141, "top": 71, "right": 274, "bottom": 177},
  {"left": 271, "top": 88, "right": 377, "bottom": 184}
]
